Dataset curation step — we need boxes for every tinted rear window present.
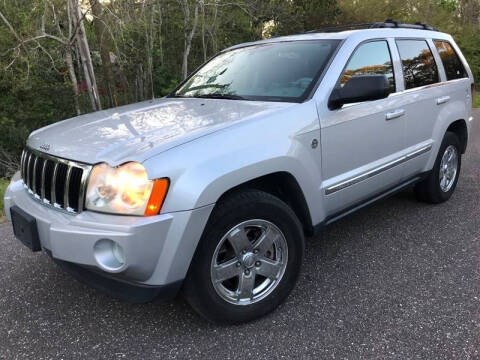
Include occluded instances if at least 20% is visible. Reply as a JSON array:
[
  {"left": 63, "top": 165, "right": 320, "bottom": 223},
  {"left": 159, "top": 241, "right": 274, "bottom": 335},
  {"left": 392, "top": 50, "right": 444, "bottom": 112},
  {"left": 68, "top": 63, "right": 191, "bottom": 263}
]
[
  {"left": 396, "top": 40, "right": 439, "bottom": 90},
  {"left": 433, "top": 40, "right": 468, "bottom": 80}
]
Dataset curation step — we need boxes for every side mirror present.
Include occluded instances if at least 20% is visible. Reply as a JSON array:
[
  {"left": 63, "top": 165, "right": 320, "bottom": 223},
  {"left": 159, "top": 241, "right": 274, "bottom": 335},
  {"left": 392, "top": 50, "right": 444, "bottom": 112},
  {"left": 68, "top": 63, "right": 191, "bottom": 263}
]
[{"left": 328, "top": 74, "right": 390, "bottom": 110}]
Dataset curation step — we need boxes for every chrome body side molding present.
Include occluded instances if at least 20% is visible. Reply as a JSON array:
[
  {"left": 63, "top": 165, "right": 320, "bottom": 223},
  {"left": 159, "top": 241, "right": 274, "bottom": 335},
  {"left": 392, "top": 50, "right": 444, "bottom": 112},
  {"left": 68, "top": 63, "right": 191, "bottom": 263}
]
[{"left": 325, "top": 144, "right": 432, "bottom": 195}]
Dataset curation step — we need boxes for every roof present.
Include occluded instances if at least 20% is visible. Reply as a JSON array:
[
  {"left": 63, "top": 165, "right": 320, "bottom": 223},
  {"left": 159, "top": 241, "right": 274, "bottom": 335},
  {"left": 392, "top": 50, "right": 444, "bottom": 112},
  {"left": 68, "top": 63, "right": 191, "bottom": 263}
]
[{"left": 224, "top": 21, "right": 451, "bottom": 52}]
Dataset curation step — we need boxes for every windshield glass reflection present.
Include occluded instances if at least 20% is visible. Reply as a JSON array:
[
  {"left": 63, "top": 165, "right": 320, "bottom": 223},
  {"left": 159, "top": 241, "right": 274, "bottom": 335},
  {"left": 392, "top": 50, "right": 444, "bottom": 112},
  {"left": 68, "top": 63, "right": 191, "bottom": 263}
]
[{"left": 175, "top": 40, "right": 340, "bottom": 102}]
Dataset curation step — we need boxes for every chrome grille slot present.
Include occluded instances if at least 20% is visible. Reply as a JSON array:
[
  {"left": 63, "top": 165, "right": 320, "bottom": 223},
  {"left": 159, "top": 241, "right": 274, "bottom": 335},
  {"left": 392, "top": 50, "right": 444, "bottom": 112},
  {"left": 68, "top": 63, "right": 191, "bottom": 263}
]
[
  {"left": 68, "top": 167, "right": 84, "bottom": 210},
  {"left": 54, "top": 163, "right": 68, "bottom": 207},
  {"left": 27, "top": 153, "right": 35, "bottom": 189},
  {"left": 20, "top": 148, "right": 92, "bottom": 213},
  {"left": 34, "top": 157, "right": 45, "bottom": 196},
  {"left": 43, "top": 160, "right": 55, "bottom": 202}
]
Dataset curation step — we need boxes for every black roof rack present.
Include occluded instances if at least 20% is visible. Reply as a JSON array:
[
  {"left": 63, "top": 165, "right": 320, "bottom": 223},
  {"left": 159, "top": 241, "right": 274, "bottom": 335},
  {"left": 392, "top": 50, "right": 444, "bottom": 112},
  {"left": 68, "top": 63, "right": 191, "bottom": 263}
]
[{"left": 307, "top": 19, "right": 439, "bottom": 33}]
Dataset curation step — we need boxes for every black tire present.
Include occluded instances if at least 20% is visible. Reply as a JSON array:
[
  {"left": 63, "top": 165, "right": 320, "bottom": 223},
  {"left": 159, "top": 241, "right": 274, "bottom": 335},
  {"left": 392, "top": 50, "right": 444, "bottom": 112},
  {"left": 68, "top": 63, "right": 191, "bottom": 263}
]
[
  {"left": 414, "top": 131, "right": 462, "bottom": 204},
  {"left": 183, "top": 189, "right": 305, "bottom": 324}
]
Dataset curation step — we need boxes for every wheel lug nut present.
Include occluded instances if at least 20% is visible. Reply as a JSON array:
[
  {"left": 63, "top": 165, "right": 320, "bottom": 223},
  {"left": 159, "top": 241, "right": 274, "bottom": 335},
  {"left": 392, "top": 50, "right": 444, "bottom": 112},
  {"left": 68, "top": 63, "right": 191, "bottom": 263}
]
[
  {"left": 253, "top": 249, "right": 259, "bottom": 254},
  {"left": 236, "top": 262, "right": 241, "bottom": 267},
  {"left": 255, "top": 261, "right": 261, "bottom": 267},
  {"left": 241, "top": 250, "right": 246, "bottom": 254},
  {"left": 244, "top": 269, "right": 250, "bottom": 275}
]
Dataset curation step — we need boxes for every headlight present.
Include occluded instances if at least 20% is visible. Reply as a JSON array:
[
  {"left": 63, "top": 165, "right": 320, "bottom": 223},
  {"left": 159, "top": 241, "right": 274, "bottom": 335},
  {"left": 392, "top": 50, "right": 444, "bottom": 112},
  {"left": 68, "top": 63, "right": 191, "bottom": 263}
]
[{"left": 85, "top": 162, "right": 169, "bottom": 216}]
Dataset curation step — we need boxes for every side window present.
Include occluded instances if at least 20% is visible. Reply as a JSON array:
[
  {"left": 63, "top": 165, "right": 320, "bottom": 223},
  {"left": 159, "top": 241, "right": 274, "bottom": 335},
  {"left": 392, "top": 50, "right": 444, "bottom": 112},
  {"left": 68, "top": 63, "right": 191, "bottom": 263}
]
[
  {"left": 433, "top": 40, "right": 468, "bottom": 80},
  {"left": 340, "top": 40, "right": 395, "bottom": 94},
  {"left": 396, "top": 39, "right": 439, "bottom": 90}
]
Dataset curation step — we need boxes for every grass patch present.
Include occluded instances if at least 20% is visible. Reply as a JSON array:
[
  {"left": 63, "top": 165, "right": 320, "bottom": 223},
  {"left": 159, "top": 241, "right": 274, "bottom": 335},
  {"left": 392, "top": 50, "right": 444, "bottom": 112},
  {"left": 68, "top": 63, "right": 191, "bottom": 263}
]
[
  {"left": 0, "top": 178, "right": 8, "bottom": 223},
  {"left": 474, "top": 92, "right": 480, "bottom": 108}
]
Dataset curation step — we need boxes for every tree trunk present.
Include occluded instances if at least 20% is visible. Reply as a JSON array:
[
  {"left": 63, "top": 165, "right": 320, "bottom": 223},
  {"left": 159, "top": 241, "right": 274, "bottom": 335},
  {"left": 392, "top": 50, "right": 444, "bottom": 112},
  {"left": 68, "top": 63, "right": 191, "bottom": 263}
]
[
  {"left": 201, "top": 1, "right": 207, "bottom": 62},
  {"left": 65, "top": 48, "right": 81, "bottom": 115},
  {"left": 90, "top": 0, "right": 115, "bottom": 107},
  {"left": 137, "top": 63, "right": 144, "bottom": 101},
  {"left": 181, "top": 0, "right": 200, "bottom": 80},
  {"left": 207, "top": 0, "right": 218, "bottom": 54},
  {"left": 158, "top": 0, "right": 164, "bottom": 66},
  {"left": 146, "top": 1, "right": 155, "bottom": 99},
  {"left": 70, "top": 0, "right": 102, "bottom": 111}
]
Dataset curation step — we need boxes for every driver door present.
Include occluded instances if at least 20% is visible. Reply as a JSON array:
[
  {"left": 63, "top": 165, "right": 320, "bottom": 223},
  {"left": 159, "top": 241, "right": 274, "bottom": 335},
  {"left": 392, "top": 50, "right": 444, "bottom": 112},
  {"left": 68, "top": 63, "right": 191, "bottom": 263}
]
[{"left": 320, "top": 39, "right": 406, "bottom": 216}]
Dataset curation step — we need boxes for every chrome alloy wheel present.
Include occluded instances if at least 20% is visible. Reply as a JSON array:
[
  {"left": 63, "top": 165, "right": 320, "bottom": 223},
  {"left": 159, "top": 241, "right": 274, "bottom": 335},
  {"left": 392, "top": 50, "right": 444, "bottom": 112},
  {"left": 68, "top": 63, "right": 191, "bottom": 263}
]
[
  {"left": 210, "top": 219, "right": 288, "bottom": 305},
  {"left": 439, "top": 145, "right": 459, "bottom": 192}
]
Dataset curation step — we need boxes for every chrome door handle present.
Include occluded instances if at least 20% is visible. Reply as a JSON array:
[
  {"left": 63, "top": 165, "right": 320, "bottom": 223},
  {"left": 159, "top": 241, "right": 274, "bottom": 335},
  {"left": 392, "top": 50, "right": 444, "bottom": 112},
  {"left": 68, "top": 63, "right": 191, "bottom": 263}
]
[
  {"left": 386, "top": 109, "right": 405, "bottom": 121},
  {"left": 437, "top": 96, "right": 450, "bottom": 105}
]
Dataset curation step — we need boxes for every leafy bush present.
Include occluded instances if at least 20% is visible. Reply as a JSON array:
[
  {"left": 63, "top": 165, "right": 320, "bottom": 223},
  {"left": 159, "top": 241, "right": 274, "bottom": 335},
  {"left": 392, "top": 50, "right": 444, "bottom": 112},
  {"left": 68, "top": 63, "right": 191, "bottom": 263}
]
[
  {"left": 474, "top": 93, "right": 480, "bottom": 108},
  {"left": 0, "top": 69, "right": 76, "bottom": 177},
  {"left": 0, "top": 178, "right": 8, "bottom": 221}
]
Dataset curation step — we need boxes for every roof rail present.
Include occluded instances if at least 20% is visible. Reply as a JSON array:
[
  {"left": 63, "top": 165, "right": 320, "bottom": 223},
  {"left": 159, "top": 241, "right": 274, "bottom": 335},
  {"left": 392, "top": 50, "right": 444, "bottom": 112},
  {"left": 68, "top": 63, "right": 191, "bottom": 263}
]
[
  {"left": 371, "top": 19, "right": 439, "bottom": 31},
  {"left": 308, "top": 19, "right": 439, "bottom": 33},
  {"left": 304, "top": 23, "right": 377, "bottom": 33}
]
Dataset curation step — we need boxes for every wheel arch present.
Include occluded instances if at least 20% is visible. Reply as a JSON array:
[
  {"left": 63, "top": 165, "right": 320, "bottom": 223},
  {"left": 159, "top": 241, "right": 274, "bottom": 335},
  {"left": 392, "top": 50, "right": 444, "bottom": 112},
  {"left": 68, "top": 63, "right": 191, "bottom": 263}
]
[
  {"left": 213, "top": 172, "right": 315, "bottom": 237},
  {"left": 446, "top": 119, "right": 468, "bottom": 154},
  {"left": 428, "top": 111, "right": 469, "bottom": 172}
]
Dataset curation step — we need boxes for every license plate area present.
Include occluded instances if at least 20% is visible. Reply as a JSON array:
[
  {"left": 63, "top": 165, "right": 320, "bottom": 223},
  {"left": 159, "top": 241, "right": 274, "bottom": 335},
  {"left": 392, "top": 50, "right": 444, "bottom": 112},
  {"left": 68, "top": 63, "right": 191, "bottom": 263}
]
[{"left": 10, "top": 206, "right": 41, "bottom": 252}]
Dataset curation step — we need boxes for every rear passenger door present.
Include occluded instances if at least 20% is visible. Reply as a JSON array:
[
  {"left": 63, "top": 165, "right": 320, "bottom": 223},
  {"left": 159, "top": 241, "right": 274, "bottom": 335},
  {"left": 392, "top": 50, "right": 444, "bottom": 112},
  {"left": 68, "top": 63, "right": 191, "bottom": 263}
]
[
  {"left": 432, "top": 39, "right": 472, "bottom": 132},
  {"left": 394, "top": 39, "right": 447, "bottom": 177},
  {"left": 320, "top": 40, "right": 406, "bottom": 215}
]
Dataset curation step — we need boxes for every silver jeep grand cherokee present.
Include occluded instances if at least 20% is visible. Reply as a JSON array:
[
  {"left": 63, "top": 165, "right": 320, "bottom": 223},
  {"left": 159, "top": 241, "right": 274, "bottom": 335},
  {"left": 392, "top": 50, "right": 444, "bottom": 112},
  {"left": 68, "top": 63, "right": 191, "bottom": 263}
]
[{"left": 4, "top": 20, "right": 475, "bottom": 323}]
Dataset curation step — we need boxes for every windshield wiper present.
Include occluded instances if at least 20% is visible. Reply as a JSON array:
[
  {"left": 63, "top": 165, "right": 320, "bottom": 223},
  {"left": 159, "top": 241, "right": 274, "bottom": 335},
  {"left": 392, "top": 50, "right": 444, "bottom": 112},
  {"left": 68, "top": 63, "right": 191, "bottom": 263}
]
[{"left": 194, "top": 93, "right": 246, "bottom": 100}]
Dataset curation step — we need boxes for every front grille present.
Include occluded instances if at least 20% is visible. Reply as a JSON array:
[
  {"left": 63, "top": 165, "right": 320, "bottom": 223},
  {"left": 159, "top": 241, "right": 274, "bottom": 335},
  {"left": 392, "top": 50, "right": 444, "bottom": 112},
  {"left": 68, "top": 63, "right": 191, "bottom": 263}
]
[{"left": 20, "top": 148, "right": 92, "bottom": 213}]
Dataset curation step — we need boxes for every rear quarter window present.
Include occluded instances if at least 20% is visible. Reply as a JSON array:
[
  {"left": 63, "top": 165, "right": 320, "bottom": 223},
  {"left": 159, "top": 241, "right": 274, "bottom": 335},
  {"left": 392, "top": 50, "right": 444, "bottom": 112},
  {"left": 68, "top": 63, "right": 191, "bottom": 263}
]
[
  {"left": 433, "top": 40, "right": 468, "bottom": 80},
  {"left": 396, "top": 39, "right": 439, "bottom": 90}
]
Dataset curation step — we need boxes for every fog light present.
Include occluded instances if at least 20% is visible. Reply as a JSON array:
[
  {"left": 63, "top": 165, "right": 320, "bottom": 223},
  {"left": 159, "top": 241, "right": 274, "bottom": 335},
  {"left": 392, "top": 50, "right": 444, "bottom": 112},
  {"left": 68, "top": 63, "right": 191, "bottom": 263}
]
[
  {"left": 112, "top": 242, "right": 125, "bottom": 265},
  {"left": 93, "top": 239, "right": 126, "bottom": 272}
]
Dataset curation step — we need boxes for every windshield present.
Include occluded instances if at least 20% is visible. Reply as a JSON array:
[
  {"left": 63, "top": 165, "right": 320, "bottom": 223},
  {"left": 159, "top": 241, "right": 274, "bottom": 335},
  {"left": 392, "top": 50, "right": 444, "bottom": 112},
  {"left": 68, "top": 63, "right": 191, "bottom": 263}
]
[{"left": 174, "top": 40, "right": 340, "bottom": 102}]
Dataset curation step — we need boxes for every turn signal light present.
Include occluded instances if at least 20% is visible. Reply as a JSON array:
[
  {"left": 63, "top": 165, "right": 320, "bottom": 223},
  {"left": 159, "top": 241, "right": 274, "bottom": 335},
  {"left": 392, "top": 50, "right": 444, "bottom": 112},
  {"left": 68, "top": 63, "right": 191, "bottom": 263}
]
[{"left": 144, "top": 178, "right": 170, "bottom": 216}]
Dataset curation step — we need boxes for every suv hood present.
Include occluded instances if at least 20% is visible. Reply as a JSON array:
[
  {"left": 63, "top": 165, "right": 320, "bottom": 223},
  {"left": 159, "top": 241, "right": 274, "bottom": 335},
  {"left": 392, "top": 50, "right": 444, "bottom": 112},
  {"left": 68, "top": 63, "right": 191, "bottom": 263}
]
[{"left": 27, "top": 98, "right": 293, "bottom": 165}]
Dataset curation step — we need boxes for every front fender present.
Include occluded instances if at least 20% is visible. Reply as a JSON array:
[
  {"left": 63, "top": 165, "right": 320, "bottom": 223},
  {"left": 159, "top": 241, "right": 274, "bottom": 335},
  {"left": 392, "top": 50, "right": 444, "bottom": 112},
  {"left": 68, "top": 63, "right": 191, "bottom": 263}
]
[{"left": 142, "top": 101, "right": 326, "bottom": 225}]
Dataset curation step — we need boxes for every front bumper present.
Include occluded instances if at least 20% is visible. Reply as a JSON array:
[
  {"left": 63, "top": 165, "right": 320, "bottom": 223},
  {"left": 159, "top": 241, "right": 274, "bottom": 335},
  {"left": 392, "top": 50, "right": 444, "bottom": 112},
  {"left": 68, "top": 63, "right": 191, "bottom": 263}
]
[
  {"left": 4, "top": 179, "right": 214, "bottom": 296},
  {"left": 51, "top": 254, "right": 183, "bottom": 302}
]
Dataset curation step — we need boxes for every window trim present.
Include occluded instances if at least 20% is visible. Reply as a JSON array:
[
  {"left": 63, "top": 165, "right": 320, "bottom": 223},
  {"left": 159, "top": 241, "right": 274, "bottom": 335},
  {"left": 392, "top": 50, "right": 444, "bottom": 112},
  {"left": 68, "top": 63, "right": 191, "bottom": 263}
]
[
  {"left": 306, "top": 38, "right": 346, "bottom": 100},
  {"left": 432, "top": 39, "right": 469, "bottom": 81},
  {"left": 395, "top": 38, "right": 441, "bottom": 91},
  {"left": 327, "top": 38, "right": 397, "bottom": 111}
]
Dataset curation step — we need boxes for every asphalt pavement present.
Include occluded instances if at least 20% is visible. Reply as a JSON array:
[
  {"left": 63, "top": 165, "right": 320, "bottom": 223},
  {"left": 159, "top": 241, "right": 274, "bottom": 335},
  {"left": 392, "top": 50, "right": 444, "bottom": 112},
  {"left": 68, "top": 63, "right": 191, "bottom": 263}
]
[{"left": 1, "top": 110, "right": 479, "bottom": 359}]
